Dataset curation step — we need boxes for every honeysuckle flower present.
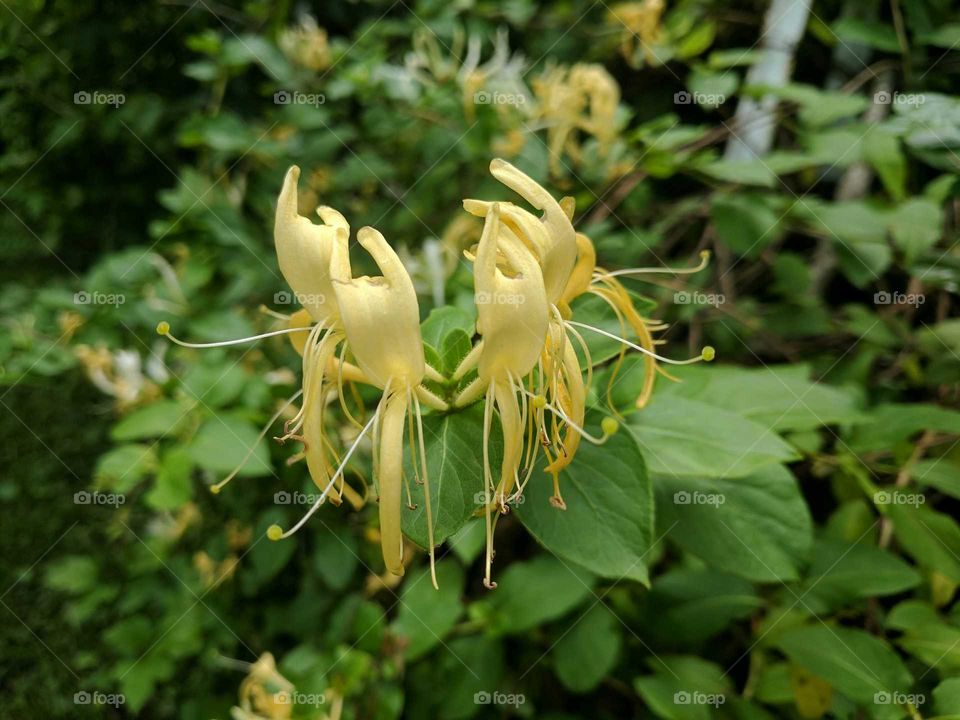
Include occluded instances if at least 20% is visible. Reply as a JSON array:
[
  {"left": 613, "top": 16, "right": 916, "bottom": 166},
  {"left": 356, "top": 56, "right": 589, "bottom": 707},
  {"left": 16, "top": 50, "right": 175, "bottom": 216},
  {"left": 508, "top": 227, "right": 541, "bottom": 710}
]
[
  {"left": 532, "top": 63, "right": 621, "bottom": 176},
  {"left": 608, "top": 1, "right": 666, "bottom": 67},
  {"left": 159, "top": 165, "right": 448, "bottom": 584},
  {"left": 454, "top": 202, "right": 549, "bottom": 587},
  {"left": 229, "top": 652, "right": 294, "bottom": 720},
  {"left": 278, "top": 15, "right": 331, "bottom": 72}
]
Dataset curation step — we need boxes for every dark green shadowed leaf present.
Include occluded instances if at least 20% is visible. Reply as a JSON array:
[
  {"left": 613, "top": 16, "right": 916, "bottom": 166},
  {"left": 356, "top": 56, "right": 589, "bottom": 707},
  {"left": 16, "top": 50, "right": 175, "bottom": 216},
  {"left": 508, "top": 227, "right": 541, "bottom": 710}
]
[
  {"left": 517, "top": 416, "right": 654, "bottom": 585},
  {"left": 401, "top": 405, "right": 501, "bottom": 549}
]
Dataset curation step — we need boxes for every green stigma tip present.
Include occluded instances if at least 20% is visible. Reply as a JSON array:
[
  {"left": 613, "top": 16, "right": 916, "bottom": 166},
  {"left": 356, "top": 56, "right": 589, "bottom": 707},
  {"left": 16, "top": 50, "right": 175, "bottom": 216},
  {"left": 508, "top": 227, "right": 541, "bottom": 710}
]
[
  {"left": 601, "top": 417, "right": 619, "bottom": 436},
  {"left": 156, "top": 321, "right": 170, "bottom": 336},
  {"left": 267, "top": 524, "right": 284, "bottom": 541},
  {"left": 532, "top": 395, "right": 546, "bottom": 409},
  {"left": 209, "top": 484, "right": 221, "bottom": 495},
  {"left": 701, "top": 346, "right": 716, "bottom": 362}
]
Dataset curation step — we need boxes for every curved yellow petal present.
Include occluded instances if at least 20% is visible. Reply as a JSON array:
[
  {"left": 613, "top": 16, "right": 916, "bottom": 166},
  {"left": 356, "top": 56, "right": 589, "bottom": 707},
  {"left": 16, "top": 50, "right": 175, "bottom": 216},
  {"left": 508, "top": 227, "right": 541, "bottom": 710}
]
[
  {"left": 377, "top": 390, "right": 407, "bottom": 576},
  {"left": 559, "top": 232, "right": 597, "bottom": 314},
  {"left": 488, "top": 159, "right": 577, "bottom": 304},
  {"left": 330, "top": 226, "right": 425, "bottom": 388},
  {"left": 473, "top": 204, "right": 549, "bottom": 382},
  {"left": 274, "top": 166, "right": 349, "bottom": 325}
]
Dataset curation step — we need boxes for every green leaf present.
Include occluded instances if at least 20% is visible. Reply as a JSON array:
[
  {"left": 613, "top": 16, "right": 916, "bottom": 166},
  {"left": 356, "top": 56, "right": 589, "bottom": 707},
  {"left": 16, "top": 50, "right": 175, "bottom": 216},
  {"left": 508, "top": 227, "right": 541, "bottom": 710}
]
[
  {"left": 775, "top": 625, "right": 912, "bottom": 703},
  {"left": 849, "top": 403, "right": 960, "bottom": 453},
  {"left": 889, "top": 505, "right": 960, "bottom": 583},
  {"left": 144, "top": 447, "right": 194, "bottom": 510},
  {"left": 420, "top": 306, "right": 475, "bottom": 347},
  {"left": 44, "top": 556, "right": 98, "bottom": 594},
  {"left": 896, "top": 622, "right": 960, "bottom": 672},
  {"left": 918, "top": 24, "right": 960, "bottom": 48},
  {"left": 663, "top": 364, "right": 863, "bottom": 432},
  {"left": 889, "top": 198, "right": 942, "bottom": 261},
  {"left": 934, "top": 678, "right": 960, "bottom": 716},
  {"left": 698, "top": 159, "right": 776, "bottom": 187},
  {"left": 628, "top": 396, "right": 799, "bottom": 478},
  {"left": 800, "top": 539, "right": 921, "bottom": 613},
  {"left": 863, "top": 131, "right": 907, "bottom": 200},
  {"left": 111, "top": 400, "right": 187, "bottom": 441},
  {"left": 188, "top": 414, "right": 272, "bottom": 478},
  {"left": 401, "top": 406, "right": 499, "bottom": 549},
  {"left": 392, "top": 560, "right": 465, "bottom": 661},
  {"left": 832, "top": 18, "right": 901, "bottom": 52},
  {"left": 634, "top": 656, "right": 730, "bottom": 720},
  {"left": 517, "top": 418, "right": 654, "bottom": 585},
  {"left": 656, "top": 465, "right": 813, "bottom": 583},
  {"left": 639, "top": 568, "right": 762, "bottom": 646},
  {"left": 476, "top": 555, "right": 594, "bottom": 635},
  {"left": 710, "top": 193, "right": 784, "bottom": 256},
  {"left": 912, "top": 459, "right": 960, "bottom": 500},
  {"left": 94, "top": 444, "right": 155, "bottom": 492},
  {"left": 553, "top": 603, "right": 621, "bottom": 693}
]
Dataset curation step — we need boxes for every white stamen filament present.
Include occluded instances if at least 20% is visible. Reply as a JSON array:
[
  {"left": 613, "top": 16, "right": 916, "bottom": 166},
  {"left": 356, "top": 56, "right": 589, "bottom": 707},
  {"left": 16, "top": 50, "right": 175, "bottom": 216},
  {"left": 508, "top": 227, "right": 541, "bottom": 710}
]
[
  {"left": 519, "top": 388, "right": 610, "bottom": 445},
  {"left": 565, "top": 321, "right": 714, "bottom": 365},
  {"left": 212, "top": 389, "right": 304, "bottom": 494},
  {"left": 158, "top": 322, "right": 314, "bottom": 348},
  {"left": 270, "top": 410, "right": 379, "bottom": 540},
  {"left": 595, "top": 250, "right": 710, "bottom": 280}
]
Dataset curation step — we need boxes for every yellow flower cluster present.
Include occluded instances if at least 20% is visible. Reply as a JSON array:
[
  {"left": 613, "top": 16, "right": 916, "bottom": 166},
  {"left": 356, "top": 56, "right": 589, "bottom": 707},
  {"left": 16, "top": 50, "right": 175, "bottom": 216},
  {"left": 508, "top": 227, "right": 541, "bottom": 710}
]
[{"left": 159, "top": 159, "right": 712, "bottom": 589}]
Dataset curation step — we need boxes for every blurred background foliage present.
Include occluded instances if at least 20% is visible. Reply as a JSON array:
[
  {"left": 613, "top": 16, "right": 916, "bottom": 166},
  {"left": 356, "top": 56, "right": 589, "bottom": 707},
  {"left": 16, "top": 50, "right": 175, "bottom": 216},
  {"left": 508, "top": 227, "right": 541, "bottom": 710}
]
[{"left": 2, "top": 0, "right": 960, "bottom": 718}]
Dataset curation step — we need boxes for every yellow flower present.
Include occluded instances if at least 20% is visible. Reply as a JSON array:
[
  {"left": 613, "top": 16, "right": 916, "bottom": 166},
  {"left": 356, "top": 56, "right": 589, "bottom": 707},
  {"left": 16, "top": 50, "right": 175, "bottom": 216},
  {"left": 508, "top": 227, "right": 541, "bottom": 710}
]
[
  {"left": 233, "top": 653, "right": 294, "bottom": 720},
  {"left": 454, "top": 202, "right": 549, "bottom": 587},
  {"left": 532, "top": 63, "right": 621, "bottom": 176},
  {"left": 326, "top": 225, "right": 444, "bottom": 583}
]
